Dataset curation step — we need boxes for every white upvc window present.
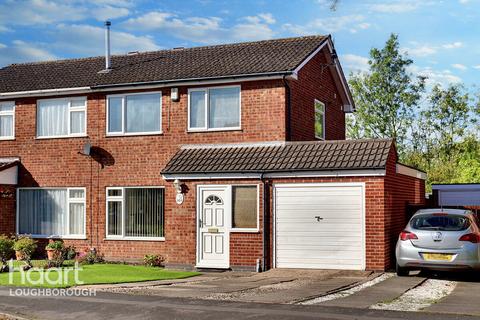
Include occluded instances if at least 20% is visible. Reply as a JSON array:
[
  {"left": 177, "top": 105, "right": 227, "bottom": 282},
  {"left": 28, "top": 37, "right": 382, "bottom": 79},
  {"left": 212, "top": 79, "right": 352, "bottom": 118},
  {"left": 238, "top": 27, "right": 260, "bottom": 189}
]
[
  {"left": 106, "top": 187, "right": 165, "bottom": 241},
  {"left": 17, "top": 187, "right": 86, "bottom": 239},
  {"left": 36, "top": 97, "right": 86, "bottom": 138},
  {"left": 188, "top": 85, "right": 241, "bottom": 131},
  {"left": 314, "top": 99, "right": 325, "bottom": 140},
  {"left": 106, "top": 92, "right": 162, "bottom": 136},
  {"left": 0, "top": 101, "right": 15, "bottom": 140}
]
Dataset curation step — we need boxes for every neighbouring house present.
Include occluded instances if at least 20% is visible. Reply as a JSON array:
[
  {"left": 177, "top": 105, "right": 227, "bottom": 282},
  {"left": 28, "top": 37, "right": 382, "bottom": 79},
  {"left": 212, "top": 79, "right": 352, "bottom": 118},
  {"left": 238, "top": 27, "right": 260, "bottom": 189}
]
[
  {"left": 431, "top": 184, "right": 480, "bottom": 209},
  {"left": 0, "top": 34, "right": 426, "bottom": 271}
]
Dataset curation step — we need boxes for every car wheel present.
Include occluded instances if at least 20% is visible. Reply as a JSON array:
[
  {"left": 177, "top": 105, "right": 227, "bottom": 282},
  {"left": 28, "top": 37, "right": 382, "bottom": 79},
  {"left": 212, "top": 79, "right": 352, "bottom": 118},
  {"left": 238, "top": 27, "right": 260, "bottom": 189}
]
[{"left": 396, "top": 263, "right": 409, "bottom": 277}]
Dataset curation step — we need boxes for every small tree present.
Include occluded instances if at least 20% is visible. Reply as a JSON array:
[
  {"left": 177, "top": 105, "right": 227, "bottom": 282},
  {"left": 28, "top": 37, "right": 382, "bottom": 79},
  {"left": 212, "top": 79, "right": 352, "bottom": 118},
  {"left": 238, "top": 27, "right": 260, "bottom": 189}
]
[{"left": 348, "top": 33, "right": 426, "bottom": 156}]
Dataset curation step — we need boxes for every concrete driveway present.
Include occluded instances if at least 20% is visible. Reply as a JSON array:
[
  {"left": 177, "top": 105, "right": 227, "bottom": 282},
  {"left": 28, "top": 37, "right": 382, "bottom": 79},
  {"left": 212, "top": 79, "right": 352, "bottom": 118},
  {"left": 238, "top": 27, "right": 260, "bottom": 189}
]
[
  {"left": 89, "top": 269, "right": 375, "bottom": 304},
  {"left": 306, "top": 271, "right": 480, "bottom": 317}
]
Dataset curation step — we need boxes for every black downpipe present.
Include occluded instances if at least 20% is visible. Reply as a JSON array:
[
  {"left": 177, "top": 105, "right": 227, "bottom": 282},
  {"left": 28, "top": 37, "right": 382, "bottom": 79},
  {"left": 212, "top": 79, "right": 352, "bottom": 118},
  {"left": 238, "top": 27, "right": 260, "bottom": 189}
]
[
  {"left": 283, "top": 76, "right": 292, "bottom": 141},
  {"left": 261, "top": 174, "right": 270, "bottom": 272}
]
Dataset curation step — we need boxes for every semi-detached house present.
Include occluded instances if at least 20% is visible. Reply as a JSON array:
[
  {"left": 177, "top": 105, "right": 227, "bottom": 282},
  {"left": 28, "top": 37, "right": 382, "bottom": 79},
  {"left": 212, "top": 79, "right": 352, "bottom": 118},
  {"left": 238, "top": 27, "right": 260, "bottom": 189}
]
[{"left": 0, "top": 35, "right": 426, "bottom": 271}]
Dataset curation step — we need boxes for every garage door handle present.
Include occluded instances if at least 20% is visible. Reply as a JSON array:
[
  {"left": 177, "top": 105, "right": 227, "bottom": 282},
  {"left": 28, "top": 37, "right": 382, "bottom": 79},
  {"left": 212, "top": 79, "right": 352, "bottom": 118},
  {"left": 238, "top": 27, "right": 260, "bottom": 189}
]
[{"left": 315, "top": 216, "right": 323, "bottom": 222}]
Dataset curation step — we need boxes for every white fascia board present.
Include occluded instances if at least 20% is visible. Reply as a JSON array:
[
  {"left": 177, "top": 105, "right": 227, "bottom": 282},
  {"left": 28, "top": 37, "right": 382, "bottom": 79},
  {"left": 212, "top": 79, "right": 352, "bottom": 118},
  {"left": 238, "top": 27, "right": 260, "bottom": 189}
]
[
  {"left": 292, "top": 37, "right": 355, "bottom": 112},
  {"left": 162, "top": 169, "right": 385, "bottom": 181},
  {"left": 0, "top": 87, "right": 91, "bottom": 99},
  {"left": 396, "top": 164, "right": 427, "bottom": 180},
  {"left": 162, "top": 173, "right": 263, "bottom": 181}
]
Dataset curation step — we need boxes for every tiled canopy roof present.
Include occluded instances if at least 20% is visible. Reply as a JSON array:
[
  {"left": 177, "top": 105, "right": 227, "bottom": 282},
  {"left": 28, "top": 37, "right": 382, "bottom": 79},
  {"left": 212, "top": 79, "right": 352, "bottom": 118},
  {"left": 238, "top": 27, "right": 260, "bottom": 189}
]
[
  {"left": 0, "top": 35, "right": 328, "bottom": 93},
  {"left": 0, "top": 159, "right": 19, "bottom": 172},
  {"left": 162, "top": 139, "right": 393, "bottom": 175}
]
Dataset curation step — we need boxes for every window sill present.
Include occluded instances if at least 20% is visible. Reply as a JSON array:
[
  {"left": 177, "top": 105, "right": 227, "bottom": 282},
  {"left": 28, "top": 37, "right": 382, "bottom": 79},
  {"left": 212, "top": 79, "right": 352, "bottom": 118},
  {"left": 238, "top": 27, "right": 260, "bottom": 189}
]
[
  {"left": 106, "top": 132, "right": 163, "bottom": 138},
  {"left": 104, "top": 237, "right": 165, "bottom": 242},
  {"left": 187, "top": 127, "right": 242, "bottom": 133},
  {"left": 24, "top": 235, "right": 87, "bottom": 240},
  {"left": 230, "top": 228, "right": 259, "bottom": 233},
  {"left": 36, "top": 135, "right": 88, "bottom": 140},
  {"left": 0, "top": 137, "right": 15, "bottom": 141}
]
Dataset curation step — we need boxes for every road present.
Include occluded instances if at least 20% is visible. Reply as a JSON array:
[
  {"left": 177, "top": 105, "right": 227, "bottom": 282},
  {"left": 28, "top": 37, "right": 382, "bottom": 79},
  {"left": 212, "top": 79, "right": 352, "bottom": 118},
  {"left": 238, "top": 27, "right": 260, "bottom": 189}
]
[{"left": 0, "top": 288, "right": 477, "bottom": 320}]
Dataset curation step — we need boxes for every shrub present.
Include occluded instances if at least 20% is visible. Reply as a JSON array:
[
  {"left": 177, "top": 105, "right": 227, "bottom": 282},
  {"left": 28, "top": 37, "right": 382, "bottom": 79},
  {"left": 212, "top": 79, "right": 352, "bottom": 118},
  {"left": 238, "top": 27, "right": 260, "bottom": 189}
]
[
  {"left": 13, "top": 237, "right": 37, "bottom": 267},
  {"left": 45, "top": 240, "right": 64, "bottom": 251},
  {"left": 62, "top": 246, "right": 77, "bottom": 260},
  {"left": 77, "top": 249, "right": 104, "bottom": 265},
  {"left": 143, "top": 254, "right": 164, "bottom": 267},
  {"left": 0, "top": 235, "right": 14, "bottom": 269}
]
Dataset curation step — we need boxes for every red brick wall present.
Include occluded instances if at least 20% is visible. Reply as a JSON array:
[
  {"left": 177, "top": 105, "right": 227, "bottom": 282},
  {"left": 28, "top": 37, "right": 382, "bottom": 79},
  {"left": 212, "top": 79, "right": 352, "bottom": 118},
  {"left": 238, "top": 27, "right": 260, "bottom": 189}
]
[
  {"left": 288, "top": 46, "right": 346, "bottom": 141},
  {"left": 0, "top": 81, "right": 285, "bottom": 265},
  {"left": 384, "top": 147, "right": 426, "bottom": 270},
  {"left": 0, "top": 185, "right": 16, "bottom": 235}
]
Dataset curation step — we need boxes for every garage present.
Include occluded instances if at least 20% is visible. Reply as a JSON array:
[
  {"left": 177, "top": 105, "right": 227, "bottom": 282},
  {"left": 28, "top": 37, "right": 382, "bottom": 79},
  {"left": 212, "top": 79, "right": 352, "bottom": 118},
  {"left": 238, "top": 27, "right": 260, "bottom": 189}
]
[{"left": 274, "top": 183, "right": 365, "bottom": 270}]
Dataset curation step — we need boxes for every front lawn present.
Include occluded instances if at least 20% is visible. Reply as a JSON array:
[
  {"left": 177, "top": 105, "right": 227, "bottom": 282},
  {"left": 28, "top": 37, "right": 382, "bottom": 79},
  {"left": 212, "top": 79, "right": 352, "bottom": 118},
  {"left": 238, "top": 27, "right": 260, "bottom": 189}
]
[{"left": 0, "top": 262, "right": 199, "bottom": 288}]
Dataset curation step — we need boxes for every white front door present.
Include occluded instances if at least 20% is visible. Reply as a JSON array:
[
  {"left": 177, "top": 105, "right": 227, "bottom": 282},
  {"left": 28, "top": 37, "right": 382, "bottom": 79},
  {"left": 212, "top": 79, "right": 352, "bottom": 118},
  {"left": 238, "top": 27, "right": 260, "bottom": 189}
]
[{"left": 197, "top": 186, "right": 230, "bottom": 268}]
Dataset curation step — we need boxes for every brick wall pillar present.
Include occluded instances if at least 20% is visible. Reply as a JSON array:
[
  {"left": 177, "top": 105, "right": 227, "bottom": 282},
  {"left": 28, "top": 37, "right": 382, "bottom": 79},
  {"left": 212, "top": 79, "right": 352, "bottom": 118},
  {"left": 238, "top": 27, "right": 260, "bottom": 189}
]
[{"left": 0, "top": 185, "right": 16, "bottom": 235}]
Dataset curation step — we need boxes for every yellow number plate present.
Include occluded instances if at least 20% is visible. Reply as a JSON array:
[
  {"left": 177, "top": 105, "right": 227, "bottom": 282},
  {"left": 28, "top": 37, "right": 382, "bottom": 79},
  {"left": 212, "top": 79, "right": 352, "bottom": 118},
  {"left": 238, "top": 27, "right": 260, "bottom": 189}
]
[{"left": 423, "top": 253, "right": 453, "bottom": 261}]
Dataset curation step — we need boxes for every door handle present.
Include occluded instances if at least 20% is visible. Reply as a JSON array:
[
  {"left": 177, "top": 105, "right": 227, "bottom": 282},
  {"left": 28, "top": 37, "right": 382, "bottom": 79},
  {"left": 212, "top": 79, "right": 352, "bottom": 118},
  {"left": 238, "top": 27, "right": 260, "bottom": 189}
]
[{"left": 315, "top": 216, "right": 323, "bottom": 222}]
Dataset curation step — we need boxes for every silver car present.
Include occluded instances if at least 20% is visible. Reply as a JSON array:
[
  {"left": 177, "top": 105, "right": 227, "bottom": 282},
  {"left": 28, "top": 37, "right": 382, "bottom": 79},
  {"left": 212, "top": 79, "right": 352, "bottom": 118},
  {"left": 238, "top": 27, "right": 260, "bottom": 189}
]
[{"left": 396, "top": 208, "right": 480, "bottom": 276}]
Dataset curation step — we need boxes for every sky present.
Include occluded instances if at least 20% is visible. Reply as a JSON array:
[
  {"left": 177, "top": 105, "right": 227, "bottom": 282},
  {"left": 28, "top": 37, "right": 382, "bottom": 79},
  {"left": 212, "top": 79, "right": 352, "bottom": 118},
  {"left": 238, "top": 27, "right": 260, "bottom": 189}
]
[{"left": 0, "top": 0, "right": 479, "bottom": 88}]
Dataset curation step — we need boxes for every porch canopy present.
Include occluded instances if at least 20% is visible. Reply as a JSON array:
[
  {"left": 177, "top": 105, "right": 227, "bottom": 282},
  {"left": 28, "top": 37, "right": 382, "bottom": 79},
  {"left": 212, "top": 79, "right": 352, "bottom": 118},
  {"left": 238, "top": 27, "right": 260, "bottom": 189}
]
[
  {"left": 161, "top": 139, "right": 393, "bottom": 180},
  {"left": 0, "top": 158, "right": 19, "bottom": 185}
]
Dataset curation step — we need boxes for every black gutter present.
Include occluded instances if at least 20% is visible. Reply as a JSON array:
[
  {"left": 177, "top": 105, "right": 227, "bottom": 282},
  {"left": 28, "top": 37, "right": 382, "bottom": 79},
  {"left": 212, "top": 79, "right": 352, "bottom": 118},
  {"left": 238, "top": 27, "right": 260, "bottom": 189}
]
[
  {"left": 260, "top": 172, "right": 270, "bottom": 272},
  {"left": 283, "top": 75, "right": 292, "bottom": 141}
]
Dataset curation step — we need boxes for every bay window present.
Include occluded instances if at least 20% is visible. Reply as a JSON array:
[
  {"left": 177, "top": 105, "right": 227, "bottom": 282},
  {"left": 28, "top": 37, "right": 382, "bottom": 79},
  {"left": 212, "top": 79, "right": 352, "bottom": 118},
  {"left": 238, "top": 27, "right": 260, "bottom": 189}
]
[
  {"left": 106, "top": 187, "right": 164, "bottom": 240},
  {"left": 37, "top": 97, "right": 86, "bottom": 138},
  {"left": 107, "top": 92, "right": 162, "bottom": 135},
  {"left": 0, "top": 101, "right": 14, "bottom": 139},
  {"left": 17, "top": 188, "right": 86, "bottom": 238},
  {"left": 188, "top": 86, "right": 240, "bottom": 131}
]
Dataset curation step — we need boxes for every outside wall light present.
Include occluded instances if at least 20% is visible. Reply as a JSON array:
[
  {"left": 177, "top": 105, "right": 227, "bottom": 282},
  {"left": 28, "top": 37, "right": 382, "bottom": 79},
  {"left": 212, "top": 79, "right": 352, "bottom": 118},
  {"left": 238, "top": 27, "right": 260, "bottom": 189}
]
[
  {"left": 171, "top": 88, "right": 179, "bottom": 102},
  {"left": 173, "top": 179, "right": 184, "bottom": 204}
]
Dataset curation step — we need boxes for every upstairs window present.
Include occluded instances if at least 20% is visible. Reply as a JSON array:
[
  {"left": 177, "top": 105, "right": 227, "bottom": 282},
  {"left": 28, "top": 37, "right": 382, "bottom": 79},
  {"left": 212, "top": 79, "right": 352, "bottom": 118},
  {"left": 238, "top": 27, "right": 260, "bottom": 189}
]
[
  {"left": 0, "top": 101, "right": 14, "bottom": 139},
  {"left": 107, "top": 92, "right": 162, "bottom": 136},
  {"left": 314, "top": 99, "right": 325, "bottom": 140},
  {"left": 37, "top": 97, "right": 86, "bottom": 138},
  {"left": 188, "top": 86, "right": 240, "bottom": 131}
]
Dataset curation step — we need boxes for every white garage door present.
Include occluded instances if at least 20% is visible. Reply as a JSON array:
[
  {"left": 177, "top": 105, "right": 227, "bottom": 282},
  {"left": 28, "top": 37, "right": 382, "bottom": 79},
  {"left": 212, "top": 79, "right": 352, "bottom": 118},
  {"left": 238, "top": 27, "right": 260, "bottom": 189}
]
[{"left": 274, "top": 183, "right": 365, "bottom": 270}]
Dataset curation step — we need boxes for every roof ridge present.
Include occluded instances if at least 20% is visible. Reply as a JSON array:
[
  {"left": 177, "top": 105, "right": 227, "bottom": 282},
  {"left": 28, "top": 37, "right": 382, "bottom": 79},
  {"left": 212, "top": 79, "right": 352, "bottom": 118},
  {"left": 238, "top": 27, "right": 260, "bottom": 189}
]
[{"left": 4, "top": 34, "right": 327, "bottom": 68}]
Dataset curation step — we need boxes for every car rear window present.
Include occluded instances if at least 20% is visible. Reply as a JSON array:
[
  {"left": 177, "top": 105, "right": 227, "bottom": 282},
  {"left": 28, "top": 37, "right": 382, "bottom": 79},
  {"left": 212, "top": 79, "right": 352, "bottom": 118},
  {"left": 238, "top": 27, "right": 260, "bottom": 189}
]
[{"left": 410, "top": 214, "right": 471, "bottom": 231}]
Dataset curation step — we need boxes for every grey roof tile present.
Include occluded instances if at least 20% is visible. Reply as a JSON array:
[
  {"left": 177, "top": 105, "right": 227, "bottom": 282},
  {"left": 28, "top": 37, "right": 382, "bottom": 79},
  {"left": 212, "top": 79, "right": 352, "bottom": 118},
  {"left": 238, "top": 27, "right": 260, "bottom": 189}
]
[
  {"left": 162, "top": 139, "right": 393, "bottom": 174},
  {"left": 0, "top": 35, "right": 327, "bottom": 93}
]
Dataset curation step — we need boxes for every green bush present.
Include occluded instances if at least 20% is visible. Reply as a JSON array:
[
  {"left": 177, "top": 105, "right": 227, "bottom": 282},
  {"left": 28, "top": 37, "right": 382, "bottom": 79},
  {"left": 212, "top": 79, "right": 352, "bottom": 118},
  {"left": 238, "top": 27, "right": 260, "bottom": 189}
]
[
  {"left": 45, "top": 240, "right": 64, "bottom": 251},
  {"left": 13, "top": 236, "right": 37, "bottom": 266},
  {"left": 143, "top": 254, "right": 164, "bottom": 267},
  {"left": 0, "top": 235, "right": 14, "bottom": 264}
]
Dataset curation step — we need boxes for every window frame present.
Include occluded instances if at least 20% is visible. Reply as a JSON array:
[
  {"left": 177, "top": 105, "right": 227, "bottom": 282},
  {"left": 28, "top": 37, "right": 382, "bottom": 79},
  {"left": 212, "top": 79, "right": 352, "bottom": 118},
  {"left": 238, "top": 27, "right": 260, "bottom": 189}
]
[
  {"left": 36, "top": 97, "right": 87, "bottom": 139},
  {"left": 230, "top": 184, "right": 259, "bottom": 233},
  {"left": 0, "top": 101, "right": 15, "bottom": 140},
  {"left": 106, "top": 91, "right": 163, "bottom": 137},
  {"left": 187, "top": 85, "right": 242, "bottom": 132},
  {"left": 105, "top": 186, "right": 165, "bottom": 241},
  {"left": 314, "top": 99, "right": 326, "bottom": 140},
  {"left": 16, "top": 187, "right": 87, "bottom": 239}
]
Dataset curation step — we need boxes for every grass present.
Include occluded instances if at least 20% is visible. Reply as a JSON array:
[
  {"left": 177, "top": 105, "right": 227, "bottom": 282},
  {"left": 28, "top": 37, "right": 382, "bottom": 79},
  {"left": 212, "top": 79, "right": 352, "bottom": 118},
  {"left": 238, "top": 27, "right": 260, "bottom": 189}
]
[{"left": 0, "top": 261, "right": 199, "bottom": 288}]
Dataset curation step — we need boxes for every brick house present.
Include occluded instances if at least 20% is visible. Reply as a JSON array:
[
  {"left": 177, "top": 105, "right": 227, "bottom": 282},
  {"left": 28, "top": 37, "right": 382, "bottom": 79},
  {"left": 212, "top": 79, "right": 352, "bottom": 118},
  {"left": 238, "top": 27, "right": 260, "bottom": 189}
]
[{"left": 0, "top": 35, "right": 425, "bottom": 271}]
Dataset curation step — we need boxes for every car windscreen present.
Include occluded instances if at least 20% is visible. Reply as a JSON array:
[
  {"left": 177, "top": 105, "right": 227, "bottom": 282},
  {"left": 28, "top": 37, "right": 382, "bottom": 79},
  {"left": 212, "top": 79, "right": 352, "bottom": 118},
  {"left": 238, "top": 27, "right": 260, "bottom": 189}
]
[{"left": 410, "top": 214, "right": 471, "bottom": 231}]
